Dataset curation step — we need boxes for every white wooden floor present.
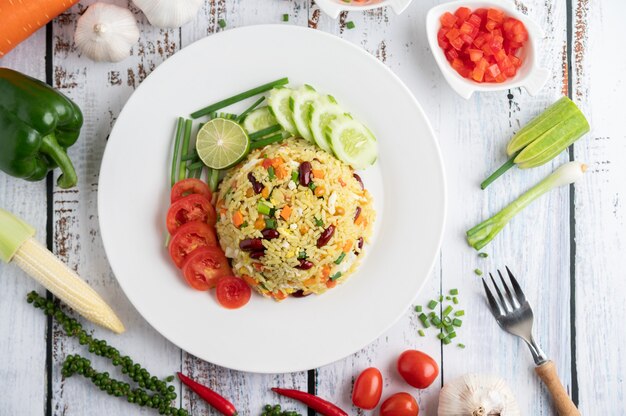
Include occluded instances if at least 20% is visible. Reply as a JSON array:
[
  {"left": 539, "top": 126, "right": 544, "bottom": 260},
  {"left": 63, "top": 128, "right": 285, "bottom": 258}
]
[{"left": 0, "top": 0, "right": 624, "bottom": 415}]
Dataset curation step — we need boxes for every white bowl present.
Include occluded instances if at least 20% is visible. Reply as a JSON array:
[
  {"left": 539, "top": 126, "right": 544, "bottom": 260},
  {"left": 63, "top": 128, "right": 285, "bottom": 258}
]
[
  {"left": 426, "top": 0, "right": 550, "bottom": 99},
  {"left": 316, "top": 0, "right": 412, "bottom": 19}
]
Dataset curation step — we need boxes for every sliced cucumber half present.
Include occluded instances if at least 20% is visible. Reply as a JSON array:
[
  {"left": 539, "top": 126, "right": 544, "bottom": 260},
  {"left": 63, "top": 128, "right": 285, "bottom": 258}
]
[
  {"left": 268, "top": 87, "right": 297, "bottom": 135},
  {"left": 326, "top": 115, "right": 378, "bottom": 170},
  {"left": 242, "top": 106, "right": 277, "bottom": 134},
  {"left": 309, "top": 95, "right": 345, "bottom": 154},
  {"left": 289, "top": 85, "right": 319, "bottom": 142}
]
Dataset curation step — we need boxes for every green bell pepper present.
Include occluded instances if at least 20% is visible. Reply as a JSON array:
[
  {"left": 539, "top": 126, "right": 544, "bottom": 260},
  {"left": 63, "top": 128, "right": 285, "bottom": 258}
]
[{"left": 0, "top": 68, "right": 82, "bottom": 188}]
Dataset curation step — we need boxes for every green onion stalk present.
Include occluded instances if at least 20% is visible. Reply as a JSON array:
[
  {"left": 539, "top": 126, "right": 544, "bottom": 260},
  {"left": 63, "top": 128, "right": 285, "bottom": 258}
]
[{"left": 468, "top": 161, "right": 587, "bottom": 250}]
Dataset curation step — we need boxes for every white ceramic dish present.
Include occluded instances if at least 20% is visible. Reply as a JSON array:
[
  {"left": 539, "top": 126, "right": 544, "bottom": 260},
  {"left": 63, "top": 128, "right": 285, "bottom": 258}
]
[
  {"left": 316, "top": 0, "right": 412, "bottom": 19},
  {"left": 99, "top": 25, "right": 446, "bottom": 373},
  {"left": 426, "top": 0, "right": 550, "bottom": 99}
]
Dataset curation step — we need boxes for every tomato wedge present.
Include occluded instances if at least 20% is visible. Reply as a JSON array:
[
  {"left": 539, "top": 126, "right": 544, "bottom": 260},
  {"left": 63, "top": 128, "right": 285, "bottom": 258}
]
[
  {"left": 166, "top": 194, "right": 216, "bottom": 235},
  {"left": 182, "top": 246, "right": 232, "bottom": 291},
  {"left": 216, "top": 276, "right": 251, "bottom": 309},
  {"left": 169, "top": 221, "right": 217, "bottom": 268},
  {"left": 171, "top": 178, "right": 212, "bottom": 204}
]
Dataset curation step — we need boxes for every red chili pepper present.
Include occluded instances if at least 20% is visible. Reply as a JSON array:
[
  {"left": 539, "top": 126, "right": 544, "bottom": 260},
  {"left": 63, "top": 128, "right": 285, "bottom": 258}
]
[
  {"left": 177, "top": 372, "right": 238, "bottom": 416},
  {"left": 271, "top": 388, "right": 348, "bottom": 416}
]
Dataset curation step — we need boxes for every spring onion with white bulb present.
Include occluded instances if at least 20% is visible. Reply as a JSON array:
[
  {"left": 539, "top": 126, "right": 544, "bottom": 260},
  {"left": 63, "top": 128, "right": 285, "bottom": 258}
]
[{"left": 467, "top": 161, "right": 587, "bottom": 250}]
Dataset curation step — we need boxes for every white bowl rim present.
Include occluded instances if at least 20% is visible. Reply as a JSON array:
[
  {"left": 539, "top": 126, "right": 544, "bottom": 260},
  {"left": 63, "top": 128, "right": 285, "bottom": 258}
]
[{"left": 315, "top": 0, "right": 413, "bottom": 19}]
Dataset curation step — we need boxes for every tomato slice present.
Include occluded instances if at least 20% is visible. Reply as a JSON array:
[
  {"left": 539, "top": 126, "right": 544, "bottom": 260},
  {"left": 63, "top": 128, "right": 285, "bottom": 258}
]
[
  {"left": 181, "top": 246, "right": 232, "bottom": 291},
  {"left": 168, "top": 221, "right": 217, "bottom": 268},
  {"left": 216, "top": 276, "right": 251, "bottom": 309},
  {"left": 171, "top": 178, "right": 212, "bottom": 204},
  {"left": 166, "top": 194, "right": 216, "bottom": 235}
]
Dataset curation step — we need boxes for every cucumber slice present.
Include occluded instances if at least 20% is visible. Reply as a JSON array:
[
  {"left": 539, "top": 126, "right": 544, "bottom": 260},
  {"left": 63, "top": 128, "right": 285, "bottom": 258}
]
[
  {"left": 268, "top": 87, "right": 297, "bottom": 135},
  {"left": 326, "top": 115, "right": 378, "bottom": 169},
  {"left": 289, "top": 85, "right": 319, "bottom": 142},
  {"left": 242, "top": 107, "right": 277, "bottom": 134},
  {"left": 309, "top": 95, "right": 345, "bottom": 154}
]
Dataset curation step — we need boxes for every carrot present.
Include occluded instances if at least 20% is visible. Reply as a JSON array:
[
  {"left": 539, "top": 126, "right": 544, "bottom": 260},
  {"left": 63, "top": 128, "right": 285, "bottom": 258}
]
[
  {"left": 262, "top": 186, "right": 270, "bottom": 199},
  {"left": 321, "top": 265, "right": 331, "bottom": 279},
  {"left": 303, "top": 277, "right": 317, "bottom": 286},
  {"left": 275, "top": 165, "right": 288, "bottom": 179},
  {"left": 342, "top": 240, "right": 352, "bottom": 253},
  {"left": 326, "top": 280, "right": 337, "bottom": 288},
  {"left": 312, "top": 169, "right": 325, "bottom": 179},
  {"left": 254, "top": 216, "right": 266, "bottom": 230},
  {"left": 272, "top": 291, "right": 287, "bottom": 300},
  {"left": 355, "top": 214, "right": 365, "bottom": 226},
  {"left": 245, "top": 188, "right": 254, "bottom": 197},
  {"left": 338, "top": 178, "right": 346, "bottom": 187},
  {"left": 232, "top": 211, "right": 244, "bottom": 227},
  {"left": 0, "top": 0, "right": 79, "bottom": 57},
  {"left": 280, "top": 205, "right": 292, "bottom": 221},
  {"left": 270, "top": 157, "right": 284, "bottom": 167},
  {"left": 241, "top": 274, "right": 258, "bottom": 287}
]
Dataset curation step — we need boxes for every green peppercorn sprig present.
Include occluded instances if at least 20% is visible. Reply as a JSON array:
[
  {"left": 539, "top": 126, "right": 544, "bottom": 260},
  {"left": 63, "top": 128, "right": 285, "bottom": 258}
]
[
  {"left": 261, "top": 404, "right": 302, "bottom": 416},
  {"left": 26, "top": 291, "right": 185, "bottom": 415}
]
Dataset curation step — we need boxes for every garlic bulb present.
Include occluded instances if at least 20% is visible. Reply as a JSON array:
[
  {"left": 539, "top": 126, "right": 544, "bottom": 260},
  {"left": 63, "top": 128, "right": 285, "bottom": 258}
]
[
  {"left": 75, "top": 3, "right": 140, "bottom": 63},
  {"left": 132, "top": 0, "right": 203, "bottom": 29},
  {"left": 438, "top": 374, "right": 521, "bottom": 416}
]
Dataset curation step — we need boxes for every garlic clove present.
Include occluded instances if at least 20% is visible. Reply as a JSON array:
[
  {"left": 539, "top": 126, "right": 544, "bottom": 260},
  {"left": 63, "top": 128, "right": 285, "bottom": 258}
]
[
  {"left": 438, "top": 373, "right": 521, "bottom": 416},
  {"left": 132, "top": 0, "right": 203, "bottom": 29},
  {"left": 74, "top": 3, "right": 140, "bottom": 63}
]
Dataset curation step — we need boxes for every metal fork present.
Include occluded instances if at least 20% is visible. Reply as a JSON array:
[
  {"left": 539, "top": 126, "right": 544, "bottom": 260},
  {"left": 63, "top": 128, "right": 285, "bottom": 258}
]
[{"left": 482, "top": 267, "right": 580, "bottom": 416}]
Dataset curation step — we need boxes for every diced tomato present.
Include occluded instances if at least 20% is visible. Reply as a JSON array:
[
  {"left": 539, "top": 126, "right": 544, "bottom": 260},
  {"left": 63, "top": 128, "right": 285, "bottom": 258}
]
[
  {"left": 168, "top": 222, "right": 218, "bottom": 268},
  {"left": 171, "top": 178, "right": 212, "bottom": 204},
  {"left": 454, "top": 6, "right": 471, "bottom": 21},
  {"left": 166, "top": 194, "right": 217, "bottom": 235},
  {"left": 437, "top": 7, "right": 527, "bottom": 83},
  {"left": 440, "top": 12, "right": 457, "bottom": 28},
  {"left": 182, "top": 246, "right": 232, "bottom": 290},
  {"left": 487, "top": 8, "right": 505, "bottom": 23}
]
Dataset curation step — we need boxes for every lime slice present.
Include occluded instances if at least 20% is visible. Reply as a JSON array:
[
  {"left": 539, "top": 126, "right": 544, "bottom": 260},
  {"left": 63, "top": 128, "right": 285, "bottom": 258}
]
[{"left": 196, "top": 118, "right": 250, "bottom": 169}]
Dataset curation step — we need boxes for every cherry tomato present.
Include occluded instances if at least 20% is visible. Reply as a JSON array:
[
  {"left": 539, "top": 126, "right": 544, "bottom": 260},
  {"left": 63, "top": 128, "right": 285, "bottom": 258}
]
[
  {"left": 380, "top": 392, "right": 418, "bottom": 416},
  {"left": 216, "top": 276, "right": 252, "bottom": 309},
  {"left": 171, "top": 178, "right": 212, "bottom": 203},
  {"left": 352, "top": 367, "right": 383, "bottom": 410},
  {"left": 166, "top": 194, "right": 216, "bottom": 235},
  {"left": 397, "top": 350, "right": 439, "bottom": 389},
  {"left": 168, "top": 221, "right": 217, "bottom": 268},
  {"left": 182, "top": 246, "right": 232, "bottom": 291}
]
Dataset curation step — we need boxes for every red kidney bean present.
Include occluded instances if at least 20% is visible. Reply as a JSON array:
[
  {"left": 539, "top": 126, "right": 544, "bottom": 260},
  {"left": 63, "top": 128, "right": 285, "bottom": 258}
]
[
  {"left": 249, "top": 250, "right": 265, "bottom": 259},
  {"left": 261, "top": 229, "right": 279, "bottom": 240},
  {"left": 247, "top": 172, "right": 263, "bottom": 194},
  {"left": 295, "top": 259, "right": 314, "bottom": 270},
  {"left": 354, "top": 206, "right": 362, "bottom": 222},
  {"left": 353, "top": 173, "right": 364, "bottom": 190},
  {"left": 292, "top": 290, "right": 311, "bottom": 298},
  {"left": 355, "top": 237, "right": 364, "bottom": 255},
  {"left": 239, "top": 238, "right": 264, "bottom": 251},
  {"left": 299, "top": 162, "right": 312, "bottom": 187},
  {"left": 316, "top": 225, "right": 335, "bottom": 248}
]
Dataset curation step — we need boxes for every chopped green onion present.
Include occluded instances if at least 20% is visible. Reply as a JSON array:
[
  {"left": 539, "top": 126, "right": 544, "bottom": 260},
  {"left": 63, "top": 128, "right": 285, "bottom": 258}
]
[
  {"left": 240, "top": 221, "right": 248, "bottom": 228},
  {"left": 444, "top": 324, "right": 454, "bottom": 333},
  {"left": 458, "top": 343, "right": 466, "bottom": 349},
  {"left": 191, "top": 78, "right": 289, "bottom": 119},
  {"left": 298, "top": 250, "right": 307, "bottom": 259},
  {"left": 418, "top": 313, "right": 428, "bottom": 322},
  {"left": 474, "top": 268, "right": 483, "bottom": 276},
  {"left": 431, "top": 316, "right": 441, "bottom": 326},
  {"left": 330, "top": 272, "right": 342, "bottom": 281},
  {"left": 429, "top": 311, "right": 437, "bottom": 318},
  {"left": 454, "top": 310, "right": 465, "bottom": 317},
  {"left": 209, "top": 168, "right": 220, "bottom": 192},
  {"left": 443, "top": 305, "right": 453, "bottom": 316},
  {"left": 427, "top": 300, "right": 438, "bottom": 310},
  {"left": 218, "top": 19, "right": 226, "bottom": 29},
  {"left": 249, "top": 124, "right": 282, "bottom": 141},
  {"left": 478, "top": 252, "right": 489, "bottom": 258},
  {"left": 236, "top": 97, "right": 265, "bottom": 123},
  {"left": 448, "top": 331, "right": 457, "bottom": 339},
  {"left": 439, "top": 295, "right": 444, "bottom": 302},
  {"left": 418, "top": 330, "right": 425, "bottom": 337},
  {"left": 442, "top": 337, "right": 451, "bottom": 345},
  {"left": 452, "top": 297, "right": 459, "bottom": 304},
  {"left": 442, "top": 316, "right": 452, "bottom": 326},
  {"left": 249, "top": 133, "right": 284, "bottom": 150},
  {"left": 450, "top": 288, "right": 459, "bottom": 295},
  {"left": 291, "top": 171, "right": 299, "bottom": 182},
  {"left": 421, "top": 320, "right": 431, "bottom": 329},
  {"left": 414, "top": 305, "right": 422, "bottom": 313},
  {"left": 265, "top": 218, "right": 277, "bottom": 229},
  {"left": 314, "top": 217, "right": 324, "bottom": 227},
  {"left": 334, "top": 252, "right": 346, "bottom": 265},
  {"left": 445, "top": 296, "right": 451, "bottom": 300},
  {"left": 170, "top": 117, "right": 185, "bottom": 187},
  {"left": 282, "top": 14, "right": 289, "bottom": 22},
  {"left": 257, "top": 202, "right": 272, "bottom": 215},
  {"left": 453, "top": 318, "right": 463, "bottom": 327},
  {"left": 180, "top": 150, "right": 198, "bottom": 162},
  {"left": 437, "top": 333, "right": 446, "bottom": 340},
  {"left": 187, "top": 161, "right": 204, "bottom": 171},
  {"left": 308, "top": 181, "right": 316, "bottom": 190},
  {"left": 268, "top": 166, "right": 276, "bottom": 180},
  {"left": 346, "top": 21, "right": 355, "bottom": 29}
]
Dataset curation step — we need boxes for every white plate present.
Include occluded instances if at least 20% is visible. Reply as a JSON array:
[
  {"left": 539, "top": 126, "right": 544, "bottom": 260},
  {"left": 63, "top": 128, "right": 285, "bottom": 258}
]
[{"left": 99, "top": 25, "right": 446, "bottom": 374}]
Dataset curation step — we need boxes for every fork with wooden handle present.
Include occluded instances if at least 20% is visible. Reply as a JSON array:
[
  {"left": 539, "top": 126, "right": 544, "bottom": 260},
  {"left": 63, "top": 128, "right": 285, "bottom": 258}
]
[
  {"left": 0, "top": 208, "right": 124, "bottom": 333},
  {"left": 482, "top": 266, "right": 580, "bottom": 416}
]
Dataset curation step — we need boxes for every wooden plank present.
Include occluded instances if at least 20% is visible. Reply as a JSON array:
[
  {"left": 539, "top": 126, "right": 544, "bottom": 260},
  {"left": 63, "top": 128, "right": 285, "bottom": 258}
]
[
  {"left": 315, "top": 0, "right": 572, "bottom": 414},
  {"left": 571, "top": 0, "right": 626, "bottom": 413},
  {"left": 177, "top": 2, "right": 310, "bottom": 414},
  {"left": 49, "top": 2, "right": 183, "bottom": 414},
  {"left": 0, "top": 29, "right": 48, "bottom": 416}
]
